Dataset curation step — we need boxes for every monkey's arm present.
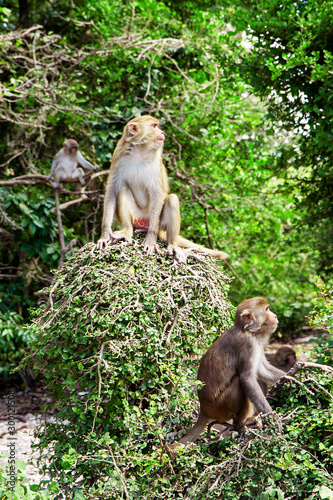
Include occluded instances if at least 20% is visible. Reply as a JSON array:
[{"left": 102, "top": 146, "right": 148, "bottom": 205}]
[
  {"left": 48, "top": 159, "right": 59, "bottom": 180},
  {"left": 239, "top": 369, "right": 272, "bottom": 414},
  {"left": 143, "top": 192, "right": 165, "bottom": 254},
  {"left": 77, "top": 152, "right": 99, "bottom": 172},
  {"left": 259, "top": 360, "right": 285, "bottom": 383},
  {"left": 97, "top": 184, "right": 117, "bottom": 249}
]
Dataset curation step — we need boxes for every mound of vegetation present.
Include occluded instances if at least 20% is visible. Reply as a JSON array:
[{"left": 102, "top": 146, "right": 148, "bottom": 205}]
[
  {"left": 18, "top": 240, "right": 333, "bottom": 500},
  {"left": 24, "top": 236, "right": 233, "bottom": 497}
]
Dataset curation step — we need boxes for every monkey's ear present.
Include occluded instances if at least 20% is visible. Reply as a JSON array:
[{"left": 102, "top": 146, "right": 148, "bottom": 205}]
[
  {"left": 128, "top": 123, "right": 139, "bottom": 135},
  {"left": 240, "top": 309, "right": 254, "bottom": 328}
]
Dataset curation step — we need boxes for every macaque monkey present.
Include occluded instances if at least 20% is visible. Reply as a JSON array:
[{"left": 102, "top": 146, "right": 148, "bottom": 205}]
[
  {"left": 170, "top": 297, "right": 285, "bottom": 447},
  {"left": 266, "top": 346, "right": 297, "bottom": 373},
  {"left": 96, "top": 115, "right": 228, "bottom": 263},
  {"left": 48, "top": 139, "right": 99, "bottom": 188}
]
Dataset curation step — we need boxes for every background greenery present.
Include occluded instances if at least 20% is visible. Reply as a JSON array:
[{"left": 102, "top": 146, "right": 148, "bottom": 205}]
[{"left": 1, "top": 0, "right": 333, "bottom": 498}]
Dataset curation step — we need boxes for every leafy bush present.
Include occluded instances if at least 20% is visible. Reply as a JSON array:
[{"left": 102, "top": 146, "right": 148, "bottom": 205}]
[
  {"left": 24, "top": 237, "right": 232, "bottom": 497},
  {"left": 0, "top": 458, "right": 60, "bottom": 500},
  {"left": 309, "top": 280, "right": 333, "bottom": 367}
]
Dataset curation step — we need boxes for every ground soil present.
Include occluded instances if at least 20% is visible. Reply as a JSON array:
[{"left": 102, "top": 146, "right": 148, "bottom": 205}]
[{"left": 0, "top": 379, "right": 56, "bottom": 485}]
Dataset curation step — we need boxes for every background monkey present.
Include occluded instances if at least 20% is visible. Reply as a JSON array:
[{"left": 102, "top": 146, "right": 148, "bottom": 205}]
[
  {"left": 48, "top": 139, "right": 99, "bottom": 188},
  {"left": 266, "top": 346, "right": 297, "bottom": 373},
  {"left": 170, "top": 297, "right": 285, "bottom": 447},
  {"left": 96, "top": 115, "right": 228, "bottom": 263}
]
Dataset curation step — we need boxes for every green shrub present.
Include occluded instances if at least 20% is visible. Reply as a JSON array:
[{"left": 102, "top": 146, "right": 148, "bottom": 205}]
[
  {"left": 309, "top": 279, "right": 333, "bottom": 367},
  {"left": 24, "top": 237, "right": 233, "bottom": 498},
  {"left": 0, "top": 458, "right": 60, "bottom": 499}
]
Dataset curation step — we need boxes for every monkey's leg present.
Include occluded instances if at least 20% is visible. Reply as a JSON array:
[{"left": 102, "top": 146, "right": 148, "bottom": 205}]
[
  {"left": 160, "top": 194, "right": 186, "bottom": 263},
  {"left": 207, "top": 421, "right": 233, "bottom": 439},
  {"left": 142, "top": 194, "right": 165, "bottom": 255},
  {"left": 178, "top": 409, "right": 209, "bottom": 445},
  {"left": 112, "top": 195, "right": 134, "bottom": 243},
  {"left": 72, "top": 167, "right": 86, "bottom": 186},
  {"left": 53, "top": 167, "right": 65, "bottom": 188},
  {"left": 232, "top": 397, "right": 253, "bottom": 431}
]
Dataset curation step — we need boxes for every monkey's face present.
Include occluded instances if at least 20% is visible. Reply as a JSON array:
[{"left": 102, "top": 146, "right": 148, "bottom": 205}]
[
  {"left": 151, "top": 122, "right": 165, "bottom": 144},
  {"left": 287, "top": 352, "right": 296, "bottom": 364},
  {"left": 127, "top": 118, "right": 165, "bottom": 148},
  {"left": 263, "top": 306, "right": 278, "bottom": 334},
  {"left": 64, "top": 139, "right": 79, "bottom": 156}
]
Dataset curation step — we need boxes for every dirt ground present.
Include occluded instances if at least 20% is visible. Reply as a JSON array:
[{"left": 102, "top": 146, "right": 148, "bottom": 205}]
[{"left": 0, "top": 380, "right": 54, "bottom": 485}]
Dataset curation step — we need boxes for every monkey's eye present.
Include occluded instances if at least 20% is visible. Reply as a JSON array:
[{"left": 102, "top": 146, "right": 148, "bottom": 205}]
[{"left": 265, "top": 306, "right": 270, "bottom": 311}]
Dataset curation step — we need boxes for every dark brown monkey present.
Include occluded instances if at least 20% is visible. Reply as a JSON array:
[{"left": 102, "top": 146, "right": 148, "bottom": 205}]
[
  {"left": 96, "top": 115, "right": 228, "bottom": 263},
  {"left": 48, "top": 139, "right": 99, "bottom": 188},
  {"left": 170, "top": 297, "right": 285, "bottom": 446},
  {"left": 266, "top": 346, "right": 296, "bottom": 373}
]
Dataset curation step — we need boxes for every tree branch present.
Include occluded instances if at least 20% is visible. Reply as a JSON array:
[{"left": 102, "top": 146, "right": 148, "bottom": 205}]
[{"left": 268, "top": 361, "right": 333, "bottom": 396}]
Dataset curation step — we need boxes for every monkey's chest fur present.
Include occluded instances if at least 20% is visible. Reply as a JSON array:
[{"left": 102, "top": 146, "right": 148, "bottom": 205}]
[
  {"left": 116, "top": 157, "right": 164, "bottom": 227},
  {"left": 58, "top": 157, "right": 78, "bottom": 173}
]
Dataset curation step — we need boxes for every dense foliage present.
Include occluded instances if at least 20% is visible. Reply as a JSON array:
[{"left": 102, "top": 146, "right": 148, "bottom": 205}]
[
  {"left": 1, "top": 0, "right": 333, "bottom": 497},
  {"left": 229, "top": 0, "right": 333, "bottom": 275},
  {"left": 309, "top": 280, "right": 333, "bottom": 368},
  {"left": 1, "top": 0, "right": 330, "bottom": 364},
  {"left": 23, "top": 239, "right": 232, "bottom": 497}
]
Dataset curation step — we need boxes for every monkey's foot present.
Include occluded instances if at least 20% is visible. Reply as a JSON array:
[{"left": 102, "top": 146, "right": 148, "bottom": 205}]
[
  {"left": 111, "top": 230, "right": 132, "bottom": 244},
  {"left": 143, "top": 234, "right": 160, "bottom": 256},
  {"left": 207, "top": 421, "right": 233, "bottom": 440},
  {"left": 167, "top": 244, "right": 187, "bottom": 264},
  {"left": 143, "top": 243, "right": 160, "bottom": 256},
  {"left": 82, "top": 175, "right": 91, "bottom": 185}
]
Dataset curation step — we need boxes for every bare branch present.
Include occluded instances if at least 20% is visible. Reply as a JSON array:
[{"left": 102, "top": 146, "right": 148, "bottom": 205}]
[
  {"left": 0, "top": 174, "right": 49, "bottom": 186},
  {"left": 268, "top": 361, "right": 333, "bottom": 396},
  {"left": 53, "top": 188, "right": 80, "bottom": 269}
]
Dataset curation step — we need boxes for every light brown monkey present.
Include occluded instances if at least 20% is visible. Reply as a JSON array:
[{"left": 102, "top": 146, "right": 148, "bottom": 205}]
[
  {"left": 266, "top": 346, "right": 296, "bottom": 373},
  {"left": 48, "top": 139, "right": 99, "bottom": 188},
  {"left": 96, "top": 115, "right": 228, "bottom": 263},
  {"left": 170, "top": 297, "right": 285, "bottom": 447}
]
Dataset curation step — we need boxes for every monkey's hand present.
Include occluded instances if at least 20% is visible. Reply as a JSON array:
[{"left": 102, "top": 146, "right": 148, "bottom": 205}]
[
  {"left": 46, "top": 175, "right": 53, "bottom": 181},
  {"left": 93, "top": 166, "right": 100, "bottom": 172},
  {"left": 96, "top": 238, "right": 110, "bottom": 250},
  {"left": 167, "top": 244, "right": 187, "bottom": 264},
  {"left": 143, "top": 234, "right": 159, "bottom": 256}
]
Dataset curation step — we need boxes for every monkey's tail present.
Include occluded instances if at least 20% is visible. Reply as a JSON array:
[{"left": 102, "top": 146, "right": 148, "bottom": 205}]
[
  {"left": 167, "top": 233, "right": 229, "bottom": 260},
  {"left": 179, "top": 237, "right": 229, "bottom": 260}
]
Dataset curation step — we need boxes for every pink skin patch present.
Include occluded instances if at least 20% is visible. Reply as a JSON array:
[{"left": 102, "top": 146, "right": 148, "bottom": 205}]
[{"left": 134, "top": 218, "right": 150, "bottom": 230}]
